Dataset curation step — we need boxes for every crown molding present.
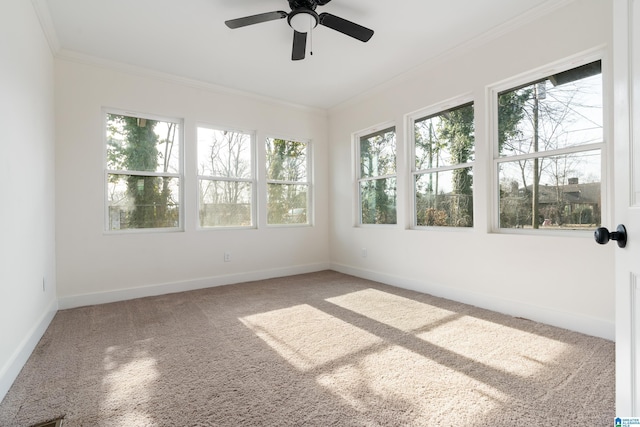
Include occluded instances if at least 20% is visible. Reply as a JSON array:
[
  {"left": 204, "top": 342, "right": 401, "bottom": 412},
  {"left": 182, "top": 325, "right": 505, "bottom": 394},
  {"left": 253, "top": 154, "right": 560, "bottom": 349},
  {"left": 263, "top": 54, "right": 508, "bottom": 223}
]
[
  {"left": 29, "top": 0, "right": 326, "bottom": 115},
  {"left": 30, "top": 0, "right": 575, "bottom": 114},
  {"left": 330, "top": 0, "right": 577, "bottom": 112},
  {"left": 55, "top": 48, "right": 327, "bottom": 115},
  {"left": 30, "top": 0, "right": 61, "bottom": 54}
]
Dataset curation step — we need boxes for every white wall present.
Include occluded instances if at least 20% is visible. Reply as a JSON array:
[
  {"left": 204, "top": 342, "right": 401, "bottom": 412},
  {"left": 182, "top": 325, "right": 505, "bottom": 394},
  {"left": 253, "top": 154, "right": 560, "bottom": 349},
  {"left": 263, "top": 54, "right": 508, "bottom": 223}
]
[
  {"left": 55, "top": 60, "right": 330, "bottom": 307},
  {"left": 328, "top": 0, "right": 615, "bottom": 339},
  {"left": 0, "top": 0, "right": 57, "bottom": 401},
  {"left": 0, "top": 0, "right": 615, "bottom": 407}
]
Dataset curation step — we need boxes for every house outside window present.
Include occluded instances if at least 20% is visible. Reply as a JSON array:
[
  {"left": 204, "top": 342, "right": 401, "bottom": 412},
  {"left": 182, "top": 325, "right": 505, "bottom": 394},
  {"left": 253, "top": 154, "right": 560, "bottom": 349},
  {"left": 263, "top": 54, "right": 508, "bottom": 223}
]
[
  {"left": 197, "top": 126, "right": 255, "bottom": 228},
  {"left": 495, "top": 60, "right": 603, "bottom": 231},
  {"left": 266, "top": 137, "right": 312, "bottom": 226},
  {"left": 411, "top": 101, "right": 474, "bottom": 228},
  {"left": 105, "top": 111, "right": 182, "bottom": 231},
  {"left": 356, "top": 126, "right": 397, "bottom": 225}
]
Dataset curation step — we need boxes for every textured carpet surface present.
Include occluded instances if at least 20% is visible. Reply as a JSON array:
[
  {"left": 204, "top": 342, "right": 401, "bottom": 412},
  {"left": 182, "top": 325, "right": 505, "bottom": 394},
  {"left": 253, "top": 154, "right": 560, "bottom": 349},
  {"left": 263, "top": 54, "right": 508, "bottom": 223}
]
[{"left": 0, "top": 271, "right": 614, "bottom": 426}]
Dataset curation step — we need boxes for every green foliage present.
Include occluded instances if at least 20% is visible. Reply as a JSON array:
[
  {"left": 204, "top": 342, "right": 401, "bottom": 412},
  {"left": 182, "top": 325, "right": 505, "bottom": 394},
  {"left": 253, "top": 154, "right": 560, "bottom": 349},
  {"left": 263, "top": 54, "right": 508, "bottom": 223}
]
[
  {"left": 360, "top": 129, "right": 396, "bottom": 178},
  {"left": 497, "top": 89, "right": 532, "bottom": 154},
  {"left": 121, "top": 116, "right": 160, "bottom": 171},
  {"left": 441, "top": 105, "right": 474, "bottom": 226},
  {"left": 359, "top": 129, "right": 397, "bottom": 225},
  {"left": 498, "top": 88, "right": 537, "bottom": 228},
  {"left": 107, "top": 114, "right": 178, "bottom": 229},
  {"left": 414, "top": 104, "right": 474, "bottom": 227},
  {"left": 266, "top": 138, "right": 308, "bottom": 224},
  {"left": 497, "top": 71, "right": 603, "bottom": 229},
  {"left": 360, "top": 178, "right": 397, "bottom": 225}
]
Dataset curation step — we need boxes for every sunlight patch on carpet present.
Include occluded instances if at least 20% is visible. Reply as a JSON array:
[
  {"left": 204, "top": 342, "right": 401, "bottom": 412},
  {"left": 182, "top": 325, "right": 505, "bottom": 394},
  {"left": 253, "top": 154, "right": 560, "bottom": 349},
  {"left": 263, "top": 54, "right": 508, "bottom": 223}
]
[
  {"left": 240, "top": 304, "right": 383, "bottom": 371},
  {"left": 102, "top": 346, "right": 158, "bottom": 425},
  {"left": 416, "top": 315, "right": 571, "bottom": 378},
  {"left": 326, "top": 288, "right": 459, "bottom": 333},
  {"left": 316, "top": 345, "right": 509, "bottom": 422},
  {"left": 326, "top": 288, "right": 571, "bottom": 378}
]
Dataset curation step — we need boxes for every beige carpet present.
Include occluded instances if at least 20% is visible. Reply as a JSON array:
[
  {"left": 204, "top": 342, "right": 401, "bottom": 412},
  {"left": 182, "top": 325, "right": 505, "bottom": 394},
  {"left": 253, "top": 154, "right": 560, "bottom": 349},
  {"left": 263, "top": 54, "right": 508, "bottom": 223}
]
[{"left": 0, "top": 271, "right": 614, "bottom": 426}]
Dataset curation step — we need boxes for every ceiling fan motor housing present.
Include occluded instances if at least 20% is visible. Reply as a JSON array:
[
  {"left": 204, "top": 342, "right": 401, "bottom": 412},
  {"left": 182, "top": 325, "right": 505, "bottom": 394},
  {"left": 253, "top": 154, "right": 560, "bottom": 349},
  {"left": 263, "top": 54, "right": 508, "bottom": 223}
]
[{"left": 288, "top": 0, "right": 329, "bottom": 10}]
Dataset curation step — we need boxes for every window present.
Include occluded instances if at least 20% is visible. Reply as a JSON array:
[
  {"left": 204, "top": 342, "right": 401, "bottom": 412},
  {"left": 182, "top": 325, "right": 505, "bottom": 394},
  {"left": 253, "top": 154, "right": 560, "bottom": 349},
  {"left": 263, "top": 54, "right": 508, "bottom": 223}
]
[
  {"left": 197, "top": 126, "right": 255, "bottom": 228},
  {"left": 357, "top": 126, "right": 397, "bottom": 225},
  {"left": 105, "top": 111, "right": 182, "bottom": 231},
  {"left": 411, "top": 102, "right": 474, "bottom": 228},
  {"left": 495, "top": 60, "right": 603, "bottom": 231},
  {"left": 266, "top": 137, "right": 311, "bottom": 225}
]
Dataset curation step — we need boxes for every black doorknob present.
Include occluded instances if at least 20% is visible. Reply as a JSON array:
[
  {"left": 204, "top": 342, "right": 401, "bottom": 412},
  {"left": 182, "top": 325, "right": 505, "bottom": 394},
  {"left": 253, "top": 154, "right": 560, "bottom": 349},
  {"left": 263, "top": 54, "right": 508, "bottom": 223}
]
[{"left": 594, "top": 224, "right": 627, "bottom": 248}]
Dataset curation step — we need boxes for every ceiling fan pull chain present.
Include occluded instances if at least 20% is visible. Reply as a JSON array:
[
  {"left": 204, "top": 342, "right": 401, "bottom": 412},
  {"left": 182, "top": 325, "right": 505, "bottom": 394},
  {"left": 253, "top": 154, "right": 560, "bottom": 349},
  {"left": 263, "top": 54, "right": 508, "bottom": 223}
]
[{"left": 310, "top": 15, "right": 313, "bottom": 56}]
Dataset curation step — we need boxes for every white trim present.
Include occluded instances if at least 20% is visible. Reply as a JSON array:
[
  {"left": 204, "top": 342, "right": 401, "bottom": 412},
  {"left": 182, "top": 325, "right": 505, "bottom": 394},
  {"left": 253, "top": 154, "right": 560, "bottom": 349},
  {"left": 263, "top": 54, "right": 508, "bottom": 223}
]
[
  {"left": 0, "top": 298, "right": 58, "bottom": 403},
  {"left": 632, "top": 273, "right": 639, "bottom": 415},
  {"left": 405, "top": 95, "right": 476, "bottom": 229},
  {"left": 195, "top": 125, "right": 257, "bottom": 230},
  {"left": 331, "top": 0, "right": 577, "bottom": 112},
  {"left": 103, "top": 108, "right": 185, "bottom": 232},
  {"left": 405, "top": 93, "right": 476, "bottom": 121},
  {"left": 486, "top": 49, "right": 606, "bottom": 234},
  {"left": 264, "top": 136, "right": 313, "bottom": 227},
  {"left": 486, "top": 82, "right": 502, "bottom": 232},
  {"left": 494, "top": 143, "right": 604, "bottom": 165},
  {"left": 57, "top": 263, "right": 330, "bottom": 310},
  {"left": 330, "top": 262, "right": 614, "bottom": 341},
  {"left": 353, "top": 122, "right": 397, "bottom": 227},
  {"left": 30, "top": 0, "right": 61, "bottom": 54},
  {"left": 632, "top": 0, "right": 640, "bottom": 208},
  {"left": 613, "top": 0, "right": 636, "bottom": 414},
  {"left": 487, "top": 48, "right": 606, "bottom": 94},
  {"left": 56, "top": 51, "right": 327, "bottom": 115}
]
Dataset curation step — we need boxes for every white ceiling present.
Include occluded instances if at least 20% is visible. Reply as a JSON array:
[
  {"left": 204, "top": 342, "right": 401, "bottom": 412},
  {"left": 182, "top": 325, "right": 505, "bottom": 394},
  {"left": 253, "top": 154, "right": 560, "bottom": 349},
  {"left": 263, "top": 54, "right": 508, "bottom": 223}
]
[{"left": 35, "top": 0, "right": 563, "bottom": 110}]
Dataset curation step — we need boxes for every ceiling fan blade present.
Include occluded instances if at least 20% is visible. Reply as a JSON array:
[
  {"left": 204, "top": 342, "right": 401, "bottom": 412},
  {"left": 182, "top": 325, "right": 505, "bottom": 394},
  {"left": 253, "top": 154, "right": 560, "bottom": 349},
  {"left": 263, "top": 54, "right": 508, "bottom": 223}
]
[
  {"left": 318, "top": 13, "right": 374, "bottom": 42},
  {"left": 225, "top": 11, "right": 287, "bottom": 29},
  {"left": 292, "top": 30, "right": 307, "bottom": 61}
]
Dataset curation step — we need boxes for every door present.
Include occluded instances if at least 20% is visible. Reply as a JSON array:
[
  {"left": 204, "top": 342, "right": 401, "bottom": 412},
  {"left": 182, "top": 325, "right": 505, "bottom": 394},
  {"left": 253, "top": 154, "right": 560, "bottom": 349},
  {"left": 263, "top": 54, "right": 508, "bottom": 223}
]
[{"left": 614, "top": 0, "right": 640, "bottom": 415}]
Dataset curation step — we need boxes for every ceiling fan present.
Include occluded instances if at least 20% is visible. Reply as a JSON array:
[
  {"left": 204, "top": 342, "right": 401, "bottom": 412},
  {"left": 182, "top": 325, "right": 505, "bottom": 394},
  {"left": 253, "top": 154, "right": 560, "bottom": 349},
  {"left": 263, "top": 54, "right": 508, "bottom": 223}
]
[{"left": 225, "top": 0, "right": 374, "bottom": 61}]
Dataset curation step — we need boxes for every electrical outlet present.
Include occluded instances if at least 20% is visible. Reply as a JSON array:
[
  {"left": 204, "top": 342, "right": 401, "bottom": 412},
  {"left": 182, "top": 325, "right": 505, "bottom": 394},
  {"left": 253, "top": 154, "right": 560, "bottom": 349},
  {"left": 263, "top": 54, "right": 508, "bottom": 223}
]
[
  {"left": 361, "top": 248, "right": 367, "bottom": 258},
  {"left": 224, "top": 252, "right": 231, "bottom": 262}
]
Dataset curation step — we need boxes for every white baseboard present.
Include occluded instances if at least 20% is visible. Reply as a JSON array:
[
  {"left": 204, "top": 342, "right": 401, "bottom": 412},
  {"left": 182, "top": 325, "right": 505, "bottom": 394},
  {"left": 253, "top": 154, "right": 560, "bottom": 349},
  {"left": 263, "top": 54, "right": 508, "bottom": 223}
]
[
  {"left": 0, "top": 262, "right": 613, "bottom": 406},
  {"left": 58, "top": 263, "right": 331, "bottom": 310},
  {"left": 0, "top": 298, "right": 58, "bottom": 403},
  {"left": 331, "top": 263, "right": 615, "bottom": 341}
]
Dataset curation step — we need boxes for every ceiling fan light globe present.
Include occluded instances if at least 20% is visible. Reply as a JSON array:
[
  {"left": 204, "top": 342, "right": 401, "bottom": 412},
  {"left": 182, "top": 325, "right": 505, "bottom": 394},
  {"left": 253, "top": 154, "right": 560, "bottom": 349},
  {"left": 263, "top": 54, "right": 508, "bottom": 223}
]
[{"left": 289, "top": 11, "right": 317, "bottom": 33}]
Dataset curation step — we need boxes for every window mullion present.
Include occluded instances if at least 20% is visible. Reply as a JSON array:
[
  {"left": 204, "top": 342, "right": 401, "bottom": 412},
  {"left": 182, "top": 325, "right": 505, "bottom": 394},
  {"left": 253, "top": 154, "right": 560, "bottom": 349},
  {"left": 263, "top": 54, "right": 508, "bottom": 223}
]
[
  {"left": 108, "top": 170, "right": 180, "bottom": 178},
  {"left": 266, "top": 179, "right": 308, "bottom": 186},
  {"left": 495, "top": 142, "right": 603, "bottom": 165},
  {"left": 358, "top": 173, "right": 397, "bottom": 183},
  {"left": 414, "top": 162, "right": 475, "bottom": 175},
  {"left": 198, "top": 175, "right": 253, "bottom": 183}
]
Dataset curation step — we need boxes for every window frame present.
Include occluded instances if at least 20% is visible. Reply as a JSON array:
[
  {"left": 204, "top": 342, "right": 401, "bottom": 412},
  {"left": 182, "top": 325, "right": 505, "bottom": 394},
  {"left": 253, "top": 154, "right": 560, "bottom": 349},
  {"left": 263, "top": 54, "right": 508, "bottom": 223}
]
[
  {"left": 354, "top": 122, "right": 398, "bottom": 227},
  {"left": 407, "top": 96, "right": 475, "bottom": 230},
  {"left": 265, "top": 136, "right": 313, "bottom": 227},
  {"left": 488, "top": 54, "right": 607, "bottom": 235},
  {"left": 103, "top": 108, "right": 184, "bottom": 233},
  {"left": 195, "top": 123, "right": 257, "bottom": 230}
]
